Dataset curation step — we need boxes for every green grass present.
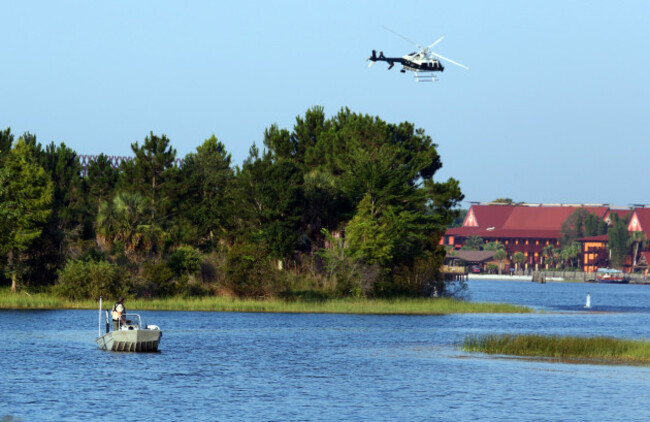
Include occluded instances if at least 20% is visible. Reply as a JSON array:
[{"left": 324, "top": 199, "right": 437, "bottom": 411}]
[
  {"left": 0, "top": 289, "right": 532, "bottom": 315},
  {"left": 462, "top": 334, "right": 650, "bottom": 365}
]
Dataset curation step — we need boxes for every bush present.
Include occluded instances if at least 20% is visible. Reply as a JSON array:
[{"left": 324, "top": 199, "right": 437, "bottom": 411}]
[
  {"left": 167, "top": 245, "right": 202, "bottom": 277},
  {"left": 139, "top": 261, "right": 177, "bottom": 297},
  {"left": 54, "top": 259, "right": 129, "bottom": 300},
  {"left": 183, "top": 275, "right": 211, "bottom": 298},
  {"left": 225, "top": 242, "right": 278, "bottom": 297}
]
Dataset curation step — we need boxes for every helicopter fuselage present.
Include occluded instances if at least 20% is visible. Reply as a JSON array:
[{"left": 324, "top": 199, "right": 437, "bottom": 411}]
[{"left": 368, "top": 50, "right": 445, "bottom": 73}]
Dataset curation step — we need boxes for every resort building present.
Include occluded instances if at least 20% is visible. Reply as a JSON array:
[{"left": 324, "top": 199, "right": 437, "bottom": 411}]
[{"left": 443, "top": 203, "right": 629, "bottom": 271}]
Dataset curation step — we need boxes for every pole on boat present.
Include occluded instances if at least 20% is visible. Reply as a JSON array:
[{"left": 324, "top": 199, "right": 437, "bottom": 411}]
[{"left": 98, "top": 296, "right": 103, "bottom": 338}]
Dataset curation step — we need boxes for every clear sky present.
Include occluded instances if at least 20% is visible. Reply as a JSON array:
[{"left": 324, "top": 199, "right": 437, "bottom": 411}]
[{"left": 1, "top": 1, "right": 648, "bottom": 207}]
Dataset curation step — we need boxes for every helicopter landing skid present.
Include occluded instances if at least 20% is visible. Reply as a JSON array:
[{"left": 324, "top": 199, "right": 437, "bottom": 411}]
[{"left": 414, "top": 72, "right": 437, "bottom": 82}]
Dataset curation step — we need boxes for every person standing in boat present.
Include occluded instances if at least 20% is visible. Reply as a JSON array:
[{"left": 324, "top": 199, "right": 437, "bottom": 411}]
[{"left": 111, "top": 298, "right": 126, "bottom": 330}]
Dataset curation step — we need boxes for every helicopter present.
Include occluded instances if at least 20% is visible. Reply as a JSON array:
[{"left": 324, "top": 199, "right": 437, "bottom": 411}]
[{"left": 367, "top": 26, "right": 469, "bottom": 82}]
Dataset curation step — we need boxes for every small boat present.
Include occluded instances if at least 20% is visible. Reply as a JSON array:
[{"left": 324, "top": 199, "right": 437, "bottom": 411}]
[
  {"left": 595, "top": 268, "right": 629, "bottom": 284},
  {"left": 96, "top": 298, "right": 162, "bottom": 352}
]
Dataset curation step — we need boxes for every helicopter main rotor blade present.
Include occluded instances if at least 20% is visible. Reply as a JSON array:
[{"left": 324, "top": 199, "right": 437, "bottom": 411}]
[
  {"left": 426, "top": 36, "right": 445, "bottom": 50},
  {"left": 381, "top": 25, "right": 422, "bottom": 49},
  {"left": 430, "top": 51, "right": 469, "bottom": 70}
]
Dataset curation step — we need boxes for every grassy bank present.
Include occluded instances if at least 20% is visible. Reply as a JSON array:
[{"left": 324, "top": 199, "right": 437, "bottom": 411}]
[
  {"left": 462, "top": 334, "right": 650, "bottom": 365},
  {"left": 0, "top": 290, "right": 532, "bottom": 315}
]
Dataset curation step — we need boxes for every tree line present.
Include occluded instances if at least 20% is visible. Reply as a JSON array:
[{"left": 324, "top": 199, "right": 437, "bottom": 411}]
[{"left": 0, "top": 107, "right": 464, "bottom": 299}]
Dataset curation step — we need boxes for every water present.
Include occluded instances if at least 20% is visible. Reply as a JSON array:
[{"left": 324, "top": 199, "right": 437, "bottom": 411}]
[{"left": 2, "top": 280, "right": 649, "bottom": 421}]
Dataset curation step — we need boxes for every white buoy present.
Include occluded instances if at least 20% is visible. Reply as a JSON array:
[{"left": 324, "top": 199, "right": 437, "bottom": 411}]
[{"left": 585, "top": 293, "right": 591, "bottom": 309}]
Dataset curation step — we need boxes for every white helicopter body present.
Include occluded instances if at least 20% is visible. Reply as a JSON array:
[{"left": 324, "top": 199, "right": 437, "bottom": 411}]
[{"left": 368, "top": 27, "right": 468, "bottom": 82}]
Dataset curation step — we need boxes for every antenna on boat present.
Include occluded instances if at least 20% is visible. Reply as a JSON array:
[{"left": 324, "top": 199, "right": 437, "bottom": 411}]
[{"left": 98, "top": 296, "right": 103, "bottom": 338}]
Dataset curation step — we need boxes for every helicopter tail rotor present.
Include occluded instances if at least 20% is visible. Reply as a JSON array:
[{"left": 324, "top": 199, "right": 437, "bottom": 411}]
[{"left": 366, "top": 50, "right": 377, "bottom": 67}]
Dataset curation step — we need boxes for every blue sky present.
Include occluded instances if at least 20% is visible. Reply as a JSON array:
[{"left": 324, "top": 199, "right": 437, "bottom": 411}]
[{"left": 1, "top": 1, "right": 648, "bottom": 206}]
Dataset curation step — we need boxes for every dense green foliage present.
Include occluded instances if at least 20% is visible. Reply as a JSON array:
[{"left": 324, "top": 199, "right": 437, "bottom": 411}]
[
  {"left": 54, "top": 259, "right": 129, "bottom": 300},
  {"left": 0, "top": 107, "right": 464, "bottom": 299},
  {"left": 461, "top": 236, "right": 484, "bottom": 250},
  {"left": 463, "top": 334, "right": 650, "bottom": 364},
  {"left": 0, "top": 138, "right": 54, "bottom": 291},
  {"left": 560, "top": 208, "right": 608, "bottom": 246},
  {"left": 607, "top": 213, "right": 631, "bottom": 268}
]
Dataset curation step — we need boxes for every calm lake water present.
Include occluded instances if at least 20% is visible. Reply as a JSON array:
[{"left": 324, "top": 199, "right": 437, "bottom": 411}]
[{"left": 2, "top": 280, "right": 649, "bottom": 421}]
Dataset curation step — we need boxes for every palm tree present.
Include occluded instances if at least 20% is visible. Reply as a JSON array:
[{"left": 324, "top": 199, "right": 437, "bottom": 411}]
[
  {"left": 513, "top": 252, "right": 526, "bottom": 271},
  {"left": 462, "top": 236, "right": 484, "bottom": 250},
  {"left": 542, "top": 244, "right": 560, "bottom": 269},
  {"left": 494, "top": 248, "right": 507, "bottom": 274},
  {"left": 483, "top": 240, "right": 504, "bottom": 251},
  {"left": 97, "top": 192, "right": 167, "bottom": 258},
  {"left": 560, "top": 242, "right": 581, "bottom": 269}
]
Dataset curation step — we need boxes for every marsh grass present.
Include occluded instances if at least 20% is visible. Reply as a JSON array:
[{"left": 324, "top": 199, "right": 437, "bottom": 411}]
[
  {"left": 462, "top": 334, "right": 650, "bottom": 364},
  {"left": 0, "top": 289, "right": 532, "bottom": 315}
]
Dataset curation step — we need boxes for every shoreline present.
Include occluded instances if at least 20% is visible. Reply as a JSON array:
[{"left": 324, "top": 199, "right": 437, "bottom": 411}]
[
  {"left": 0, "top": 291, "right": 533, "bottom": 315},
  {"left": 469, "top": 274, "right": 650, "bottom": 285},
  {"left": 469, "top": 274, "right": 558, "bottom": 282}
]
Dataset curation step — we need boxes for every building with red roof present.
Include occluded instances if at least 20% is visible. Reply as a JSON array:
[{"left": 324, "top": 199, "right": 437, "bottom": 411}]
[
  {"left": 444, "top": 203, "right": 614, "bottom": 270},
  {"left": 577, "top": 234, "right": 610, "bottom": 272}
]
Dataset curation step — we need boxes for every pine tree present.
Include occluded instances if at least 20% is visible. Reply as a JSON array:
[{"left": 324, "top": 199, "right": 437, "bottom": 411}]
[
  {"left": 0, "top": 139, "right": 53, "bottom": 291},
  {"left": 86, "top": 154, "right": 119, "bottom": 217},
  {"left": 177, "top": 135, "right": 235, "bottom": 247},
  {"left": 130, "top": 132, "right": 177, "bottom": 222}
]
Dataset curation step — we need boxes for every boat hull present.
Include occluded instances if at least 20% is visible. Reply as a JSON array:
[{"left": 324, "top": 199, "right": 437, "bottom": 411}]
[
  {"left": 96, "top": 329, "right": 162, "bottom": 352},
  {"left": 597, "top": 279, "right": 629, "bottom": 284}
]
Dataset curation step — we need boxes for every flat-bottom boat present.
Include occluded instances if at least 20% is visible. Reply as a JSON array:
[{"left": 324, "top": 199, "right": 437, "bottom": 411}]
[{"left": 96, "top": 298, "right": 162, "bottom": 352}]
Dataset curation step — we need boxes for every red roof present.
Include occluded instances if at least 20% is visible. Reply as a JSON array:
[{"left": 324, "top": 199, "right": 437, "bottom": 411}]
[
  {"left": 628, "top": 208, "right": 650, "bottom": 234},
  {"left": 446, "top": 226, "right": 561, "bottom": 240},
  {"left": 462, "top": 205, "right": 514, "bottom": 228},
  {"left": 448, "top": 205, "right": 611, "bottom": 241},
  {"left": 608, "top": 208, "right": 632, "bottom": 220},
  {"left": 502, "top": 206, "right": 608, "bottom": 231},
  {"left": 446, "top": 250, "right": 497, "bottom": 262}
]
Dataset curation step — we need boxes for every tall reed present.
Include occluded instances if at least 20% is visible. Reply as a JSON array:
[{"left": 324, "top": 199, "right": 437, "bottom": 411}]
[
  {"left": 0, "top": 289, "right": 531, "bottom": 315},
  {"left": 462, "top": 334, "right": 650, "bottom": 364}
]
